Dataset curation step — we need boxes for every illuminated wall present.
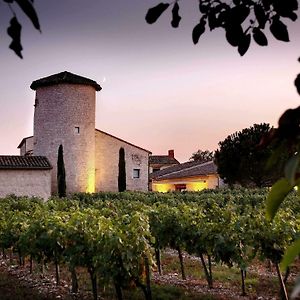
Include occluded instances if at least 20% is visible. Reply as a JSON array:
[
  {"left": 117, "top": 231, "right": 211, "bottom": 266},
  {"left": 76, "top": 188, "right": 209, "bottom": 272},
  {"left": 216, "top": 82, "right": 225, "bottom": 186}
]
[
  {"left": 152, "top": 183, "right": 175, "bottom": 193},
  {"left": 186, "top": 181, "right": 207, "bottom": 191}
]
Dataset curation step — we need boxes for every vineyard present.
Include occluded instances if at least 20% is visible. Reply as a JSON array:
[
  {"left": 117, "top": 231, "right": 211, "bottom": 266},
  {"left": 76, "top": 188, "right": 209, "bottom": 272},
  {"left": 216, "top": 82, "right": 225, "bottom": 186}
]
[{"left": 0, "top": 188, "right": 299, "bottom": 299}]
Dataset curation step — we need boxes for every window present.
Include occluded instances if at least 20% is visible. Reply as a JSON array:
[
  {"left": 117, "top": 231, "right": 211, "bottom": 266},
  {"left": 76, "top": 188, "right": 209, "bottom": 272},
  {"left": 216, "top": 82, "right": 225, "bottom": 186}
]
[
  {"left": 75, "top": 126, "right": 80, "bottom": 134},
  {"left": 133, "top": 169, "right": 140, "bottom": 179}
]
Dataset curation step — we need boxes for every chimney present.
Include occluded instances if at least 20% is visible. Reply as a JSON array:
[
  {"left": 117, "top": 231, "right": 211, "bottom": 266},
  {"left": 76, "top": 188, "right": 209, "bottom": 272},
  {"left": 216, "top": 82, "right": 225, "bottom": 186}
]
[{"left": 168, "top": 149, "right": 174, "bottom": 158}]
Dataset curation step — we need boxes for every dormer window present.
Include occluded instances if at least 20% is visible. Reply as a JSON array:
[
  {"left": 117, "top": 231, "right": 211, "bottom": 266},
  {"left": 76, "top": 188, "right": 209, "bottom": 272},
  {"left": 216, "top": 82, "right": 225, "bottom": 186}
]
[{"left": 75, "top": 126, "right": 80, "bottom": 134}]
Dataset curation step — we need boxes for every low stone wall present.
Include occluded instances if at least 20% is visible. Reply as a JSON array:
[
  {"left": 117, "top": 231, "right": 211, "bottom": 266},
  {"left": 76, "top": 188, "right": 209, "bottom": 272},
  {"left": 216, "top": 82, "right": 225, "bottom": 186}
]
[{"left": 0, "top": 169, "right": 51, "bottom": 200}]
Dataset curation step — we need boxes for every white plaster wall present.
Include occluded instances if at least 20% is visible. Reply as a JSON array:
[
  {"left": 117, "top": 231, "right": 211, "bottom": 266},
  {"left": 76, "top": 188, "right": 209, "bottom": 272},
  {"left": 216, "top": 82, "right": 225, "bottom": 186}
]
[
  {"left": 33, "top": 84, "right": 96, "bottom": 194},
  {"left": 95, "top": 131, "right": 149, "bottom": 192},
  {"left": 0, "top": 169, "right": 51, "bottom": 200}
]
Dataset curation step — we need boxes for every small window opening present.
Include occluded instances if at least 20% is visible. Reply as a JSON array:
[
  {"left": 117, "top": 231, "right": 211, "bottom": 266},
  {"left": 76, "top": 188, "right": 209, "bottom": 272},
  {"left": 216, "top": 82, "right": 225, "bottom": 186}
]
[
  {"left": 75, "top": 126, "right": 80, "bottom": 134},
  {"left": 133, "top": 169, "right": 140, "bottom": 179}
]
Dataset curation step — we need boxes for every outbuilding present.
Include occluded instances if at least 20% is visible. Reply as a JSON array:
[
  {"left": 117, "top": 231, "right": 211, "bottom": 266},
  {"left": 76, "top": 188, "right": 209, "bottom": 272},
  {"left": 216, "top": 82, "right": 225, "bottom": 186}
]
[{"left": 0, "top": 156, "right": 52, "bottom": 200}]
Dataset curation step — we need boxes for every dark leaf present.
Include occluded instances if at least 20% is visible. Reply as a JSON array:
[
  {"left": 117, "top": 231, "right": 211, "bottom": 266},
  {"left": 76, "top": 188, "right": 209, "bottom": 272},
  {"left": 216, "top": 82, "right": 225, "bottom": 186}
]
[
  {"left": 294, "top": 74, "right": 300, "bottom": 95},
  {"left": 15, "top": 0, "right": 40, "bottom": 31},
  {"left": 253, "top": 27, "right": 268, "bottom": 46},
  {"left": 262, "top": 0, "right": 271, "bottom": 10},
  {"left": 273, "top": 0, "right": 298, "bottom": 18},
  {"left": 230, "top": 5, "right": 250, "bottom": 24},
  {"left": 270, "top": 17, "right": 289, "bottom": 42},
  {"left": 7, "top": 17, "right": 23, "bottom": 58},
  {"left": 225, "top": 24, "right": 243, "bottom": 47},
  {"left": 199, "top": 2, "right": 209, "bottom": 14},
  {"left": 233, "top": 0, "right": 240, "bottom": 5},
  {"left": 171, "top": 2, "right": 181, "bottom": 28},
  {"left": 238, "top": 33, "right": 251, "bottom": 56},
  {"left": 145, "top": 3, "right": 170, "bottom": 24},
  {"left": 208, "top": 10, "right": 217, "bottom": 30},
  {"left": 254, "top": 4, "right": 267, "bottom": 29},
  {"left": 285, "top": 12, "right": 298, "bottom": 21},
  {"left": 192, "top": 18, "right": 206, "bottom": 44}
]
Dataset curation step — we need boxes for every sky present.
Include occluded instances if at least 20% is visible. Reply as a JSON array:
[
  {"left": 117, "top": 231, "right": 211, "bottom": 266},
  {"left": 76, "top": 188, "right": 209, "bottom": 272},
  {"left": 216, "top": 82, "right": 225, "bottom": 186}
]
[{"left": 0, "top": 0, "right": 300, "bottom": 162}]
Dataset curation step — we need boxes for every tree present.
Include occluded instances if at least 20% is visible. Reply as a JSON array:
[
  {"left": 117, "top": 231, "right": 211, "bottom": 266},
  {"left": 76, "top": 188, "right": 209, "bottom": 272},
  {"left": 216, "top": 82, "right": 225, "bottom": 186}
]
[
  {"left": 118, "top": 147, "right": 126, "bottom": 192},
  {"left": 190, "top": 149, "right": 214, "bottom": 162},
  {"left": 57, "top": 144, "right": 66, "bottom": 198},
  {"left": 215, "top": 123, "right": 285, "bottom": 187},
  {"left": 145, "top": 0, "right": 298, "bottom": 56},
  {"left": 3, "top": 0, "right": 41, "bottom": 58}
]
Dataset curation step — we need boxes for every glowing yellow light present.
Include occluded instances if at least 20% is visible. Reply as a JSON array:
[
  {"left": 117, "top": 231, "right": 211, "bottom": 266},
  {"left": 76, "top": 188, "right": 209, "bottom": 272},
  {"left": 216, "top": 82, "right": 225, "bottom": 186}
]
[
  {"left": 186, "top": 182, "right": 207, "bottom": 192},
  {"left": 86, "top": 172, "right": 95, "bottom": 193},
  {"left": 152, "top": 183, "right": 173, "bottom": 193}
]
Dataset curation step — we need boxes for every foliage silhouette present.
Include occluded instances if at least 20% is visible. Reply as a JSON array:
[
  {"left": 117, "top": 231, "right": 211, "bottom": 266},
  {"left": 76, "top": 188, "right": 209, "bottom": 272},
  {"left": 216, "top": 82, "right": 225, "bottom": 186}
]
[
  {"left": 215, "top": 123, "right": 286, "bottom": 187},
  {"left": 57, "top": 144, "right": 66, "bottom": 198},
  {"left": 190, "top": 149, "right": 214, "bottom": 163},
  {"left": 145, "top": 0, "right": 298, "bottom": 56},
  {"left": 3, "top": 0, "right": 40, "bottom": 58},
  {"left": 118, "top": 147, "right": 126, "bottom": 192}
]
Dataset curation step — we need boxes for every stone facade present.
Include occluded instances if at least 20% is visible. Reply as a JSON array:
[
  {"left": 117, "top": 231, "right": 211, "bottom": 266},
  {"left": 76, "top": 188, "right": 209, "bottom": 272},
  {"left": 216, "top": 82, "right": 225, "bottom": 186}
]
[
  {"left": 0, "top": 169, "right": 51, "bottom": 200},
  {"left": 95, "top": 130, "right": 150, "bottom": 192},
  {"left": 152, "top": 174, "right": 222, "bottom": 192},
  {"left": 33, "top": 84, "right": 96, "bottom": 194}
]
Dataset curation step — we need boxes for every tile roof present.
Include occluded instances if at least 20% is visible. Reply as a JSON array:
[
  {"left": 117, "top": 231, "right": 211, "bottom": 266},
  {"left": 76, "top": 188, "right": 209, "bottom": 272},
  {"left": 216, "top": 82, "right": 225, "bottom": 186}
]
[
  {"left": 30, "top": 71, "right": 102, "bottom": 91},
  {"left": 149, "top": 155, "right": 179, "bottom": 165},
  {"left": 0, "top": 156, "right": 52, "bottom": 170},
  {"left": 151, "top": 160, "right": 217, "bottom": 180}
]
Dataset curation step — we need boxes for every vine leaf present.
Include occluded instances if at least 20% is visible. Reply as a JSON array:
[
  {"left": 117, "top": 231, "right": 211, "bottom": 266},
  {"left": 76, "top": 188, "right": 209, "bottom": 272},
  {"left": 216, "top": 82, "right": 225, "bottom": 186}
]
[
  {"left": 266, "top": 178, "right": 293, "bottom": 221},
  {"left": 7, "top": 17, "right": 23, "bottom": 59},
  {"left": 295, "top": 73, "right": 300, "bottom": 95},
  {"left": 15, "top": 0, "right": 40, "bottom": 31},
  {"left": 284, "top": 153, "right": 300, "bottom": 185},
  {"left": 270, "top": 18, "right": 289, "bottom": 42},
  {"left": 225, "top": 24, "right": 243, "bottom": 47},
  {"left": 192, "top": 18, "right": 206, "bottom": 44},
  {"left": 171, "top": 2, "right": 181, "bottom": 28},
  {"left": 254, "top": 4, "right": 267, "bottom": 29},
  {"left": 238, "top": 33, "right": 251, "bottom": 56},
  {"left": 253, "top": 28, "right": 268, "bottom": 46},
  {"left": 280, "top": 238, "right": 300, "bottom": 271},
  {"left": 145, "top": 3, "right": 170, "bottom": 24}
]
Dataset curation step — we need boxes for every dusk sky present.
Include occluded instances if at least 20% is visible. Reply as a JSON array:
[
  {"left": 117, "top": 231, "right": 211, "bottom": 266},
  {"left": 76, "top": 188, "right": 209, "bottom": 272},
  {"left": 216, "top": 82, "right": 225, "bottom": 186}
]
[{"left": 0, "top": 1, "right": 300, "bottom": 162}]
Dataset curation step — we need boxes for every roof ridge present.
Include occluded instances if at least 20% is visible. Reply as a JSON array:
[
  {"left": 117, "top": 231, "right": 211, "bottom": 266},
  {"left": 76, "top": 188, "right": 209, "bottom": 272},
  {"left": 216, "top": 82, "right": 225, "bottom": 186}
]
[{"left": 155, "top": 160, "right": 214, "bottom": 178}]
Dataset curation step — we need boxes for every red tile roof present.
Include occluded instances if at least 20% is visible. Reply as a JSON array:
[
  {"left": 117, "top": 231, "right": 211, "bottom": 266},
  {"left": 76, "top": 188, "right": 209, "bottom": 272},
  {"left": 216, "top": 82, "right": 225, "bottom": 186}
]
[
  {"left": 30, "top": 71, "right": 102, "bottom": 91},
  {"left": 0, "top": 156, "right": 52, "bottom": 170}
]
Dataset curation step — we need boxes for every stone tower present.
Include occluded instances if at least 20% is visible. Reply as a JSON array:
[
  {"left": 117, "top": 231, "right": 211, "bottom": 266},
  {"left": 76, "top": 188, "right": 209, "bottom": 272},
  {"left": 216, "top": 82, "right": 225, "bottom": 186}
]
[{"left": 31, "top": 71, "right": 101, "bottom": 194}]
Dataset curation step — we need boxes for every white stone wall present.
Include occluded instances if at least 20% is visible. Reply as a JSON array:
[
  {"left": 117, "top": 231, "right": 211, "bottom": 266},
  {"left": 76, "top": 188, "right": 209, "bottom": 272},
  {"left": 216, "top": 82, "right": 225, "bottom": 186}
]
[
  {"left": 95, "top": 130, "right": 149, "bottom": 192},
  {"left": 0, "top": 169, "right": 51, "bottom": 200},
  {"left": 33, "top": 84, "right": 96, "bottom": 194}
]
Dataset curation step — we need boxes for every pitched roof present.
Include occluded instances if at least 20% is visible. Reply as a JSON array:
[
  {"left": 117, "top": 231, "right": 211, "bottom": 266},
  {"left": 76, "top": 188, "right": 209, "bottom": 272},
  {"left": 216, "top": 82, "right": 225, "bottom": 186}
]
[
  {"left": 0, "top": 156, "right": 52, "bottom": 170},
  {"left": 17, "top": 136, "right": 33, "bottom": 149},
  {"left": 149, "top": 155, "right": 179, "bottom": 165},
  {"left": 151, "top": 160, "right": 217, "bottom": 180},
  {"left": 95, "top": 129, "right": 152, "bottom": 154},
  {"left": 30, "top": 71, "right": 102, "bottom": 91}
]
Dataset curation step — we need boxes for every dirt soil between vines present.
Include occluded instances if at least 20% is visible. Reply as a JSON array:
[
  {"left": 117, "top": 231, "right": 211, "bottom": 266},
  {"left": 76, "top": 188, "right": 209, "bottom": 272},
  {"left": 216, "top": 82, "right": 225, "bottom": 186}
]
[{"left": 0, "top": 253, "right": 298, "bottom": 300}]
